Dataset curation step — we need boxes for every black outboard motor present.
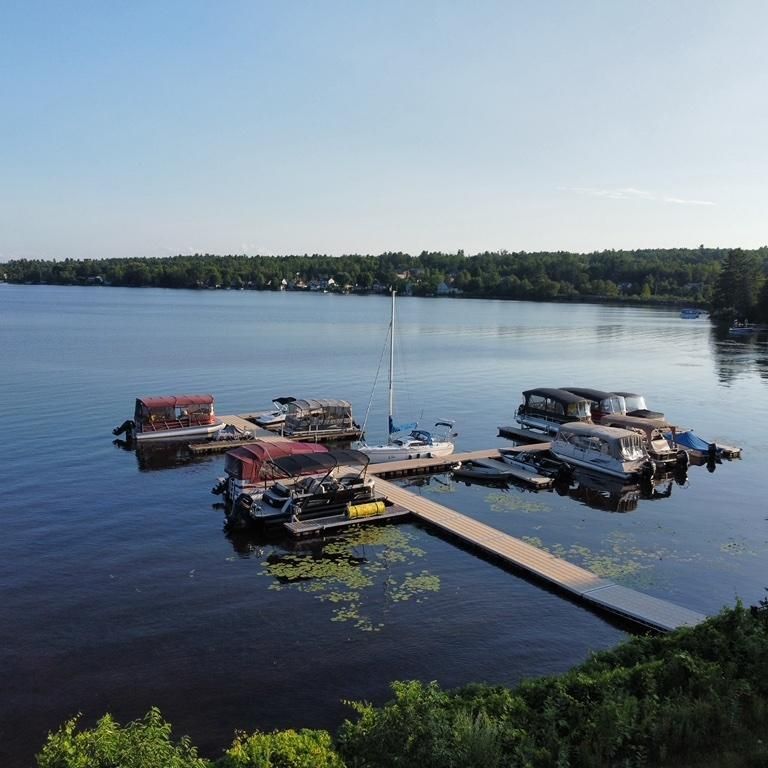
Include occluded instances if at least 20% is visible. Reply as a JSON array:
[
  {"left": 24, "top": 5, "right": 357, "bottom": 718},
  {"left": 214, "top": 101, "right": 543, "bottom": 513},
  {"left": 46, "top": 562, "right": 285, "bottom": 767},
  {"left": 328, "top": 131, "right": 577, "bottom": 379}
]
[{"left": 113, "top": 419, "right": 135, "bottom": 437}]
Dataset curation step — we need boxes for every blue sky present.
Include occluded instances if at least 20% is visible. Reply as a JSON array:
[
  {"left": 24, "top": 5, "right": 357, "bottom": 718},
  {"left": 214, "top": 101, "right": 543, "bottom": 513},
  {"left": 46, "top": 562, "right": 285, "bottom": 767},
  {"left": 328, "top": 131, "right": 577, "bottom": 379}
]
[{"left": 1, "top": 1, "right": 766, "bottom": 260}]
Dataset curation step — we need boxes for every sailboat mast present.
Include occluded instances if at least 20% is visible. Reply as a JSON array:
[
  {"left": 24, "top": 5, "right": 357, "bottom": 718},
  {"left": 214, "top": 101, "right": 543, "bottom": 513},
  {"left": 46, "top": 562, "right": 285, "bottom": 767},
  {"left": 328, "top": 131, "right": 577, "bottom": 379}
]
[{"left": 388, "top": 289, "right": 395, "bottom": 435}]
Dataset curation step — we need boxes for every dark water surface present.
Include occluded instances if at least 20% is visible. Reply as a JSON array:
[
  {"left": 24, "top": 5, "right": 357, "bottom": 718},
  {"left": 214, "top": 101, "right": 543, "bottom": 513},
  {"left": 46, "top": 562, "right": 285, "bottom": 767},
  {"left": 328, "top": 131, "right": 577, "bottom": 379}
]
[{"left": 2, "top": 285, "right": 767, "bottom": 764}]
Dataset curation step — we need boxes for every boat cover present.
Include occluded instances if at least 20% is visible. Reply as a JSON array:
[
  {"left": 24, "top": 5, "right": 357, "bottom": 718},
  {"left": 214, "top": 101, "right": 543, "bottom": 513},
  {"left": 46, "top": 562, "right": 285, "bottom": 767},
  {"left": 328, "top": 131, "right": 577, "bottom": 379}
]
[
  {"left": 666, "top": 430, "right": 712, "bottom": 453},
  {"left": 268, "top": 449, "right": 370, "bottom": 477},
  {"left": 225, "top": 440, "right": 327, "bottom": 482},
  {"left": 138, "top": 394, "right": 214, "bottom": 409},
  {"left": 522, "top": 388, "right": 590, "bottom": 405}
]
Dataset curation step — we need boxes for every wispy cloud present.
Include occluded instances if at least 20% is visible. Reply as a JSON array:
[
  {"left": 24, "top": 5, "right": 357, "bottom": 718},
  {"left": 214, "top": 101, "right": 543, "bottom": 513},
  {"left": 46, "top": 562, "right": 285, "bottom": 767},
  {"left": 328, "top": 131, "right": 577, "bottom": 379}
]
[{"left": 559, "top": 186, "right": 715, "bottom": 206}]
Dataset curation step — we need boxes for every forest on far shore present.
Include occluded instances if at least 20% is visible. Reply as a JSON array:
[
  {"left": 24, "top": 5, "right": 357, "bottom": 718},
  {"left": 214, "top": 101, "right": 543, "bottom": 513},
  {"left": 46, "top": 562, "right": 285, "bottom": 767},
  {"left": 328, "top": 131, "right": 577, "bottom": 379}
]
[{"left": 3, "top": 246, "right": 768, "bottom": 322}]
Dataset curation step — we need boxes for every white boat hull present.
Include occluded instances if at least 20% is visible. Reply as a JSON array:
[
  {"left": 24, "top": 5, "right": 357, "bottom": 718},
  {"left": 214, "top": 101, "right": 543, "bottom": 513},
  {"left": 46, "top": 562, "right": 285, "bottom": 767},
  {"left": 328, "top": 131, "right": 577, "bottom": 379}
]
[
  {"left": 549, "top": 448, "right": 647, "bottom": 480},
  {"left": 352, "top": 440, "right": 455, "bottom": 464},
  {"left": 136, "top": 421, "right": 225, "bottom": 441}
]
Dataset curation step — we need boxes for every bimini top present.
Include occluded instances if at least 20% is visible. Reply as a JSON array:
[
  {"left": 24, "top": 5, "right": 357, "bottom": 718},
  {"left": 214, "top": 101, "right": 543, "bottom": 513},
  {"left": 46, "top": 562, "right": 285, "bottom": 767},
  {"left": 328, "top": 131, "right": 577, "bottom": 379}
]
[
  {"left": 137, "top": 394, "right": 215, "bottom": 409},
  {"left": 559, "top": 387, "right": 616, "bottom": 403},
  {"left": 557, "top": 422, "right": 641, "bottom": 442},
  {"left": 287, "top": 398, "right": 352, "bottom": 411},
  {"left": 268, "top": 449, "right": 370, "bottom": 477},
  {"left": 224, "top": 440, "right": 327, "bottom": 482},
  {"left": 522, "top": 388, "right": 589, "bottom": 405},
  {"left": 272, "top": 396, "right": 297, "bottom": 406}
]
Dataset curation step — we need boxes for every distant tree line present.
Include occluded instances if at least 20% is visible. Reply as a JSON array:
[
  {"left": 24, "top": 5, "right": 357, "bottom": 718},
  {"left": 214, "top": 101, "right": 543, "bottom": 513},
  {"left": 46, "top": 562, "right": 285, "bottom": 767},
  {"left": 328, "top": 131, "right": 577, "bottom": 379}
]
[{"left": 3, "top": 247, "right": 767, "bottom": 316}]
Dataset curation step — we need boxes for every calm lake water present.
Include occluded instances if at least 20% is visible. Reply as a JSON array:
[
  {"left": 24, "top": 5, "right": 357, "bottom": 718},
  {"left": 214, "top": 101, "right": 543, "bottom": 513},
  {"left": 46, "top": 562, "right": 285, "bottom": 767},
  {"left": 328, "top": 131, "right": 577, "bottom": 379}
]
[{"left": 1, "top": 284, "right": 767, "bottom": 764}]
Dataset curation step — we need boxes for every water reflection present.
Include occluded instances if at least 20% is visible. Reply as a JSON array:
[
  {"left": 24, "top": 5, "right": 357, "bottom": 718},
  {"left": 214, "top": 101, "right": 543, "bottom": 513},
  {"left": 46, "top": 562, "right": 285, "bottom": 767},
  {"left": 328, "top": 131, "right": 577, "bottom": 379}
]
[
  {"left": 708, "top": 324, "right": 768, "bottom": 385},
  {"left": 556, "top": 468, "right": 684, "bottom": 514},
  {"left": 112, "top": 437, "right": 212, "bottom": 471}
]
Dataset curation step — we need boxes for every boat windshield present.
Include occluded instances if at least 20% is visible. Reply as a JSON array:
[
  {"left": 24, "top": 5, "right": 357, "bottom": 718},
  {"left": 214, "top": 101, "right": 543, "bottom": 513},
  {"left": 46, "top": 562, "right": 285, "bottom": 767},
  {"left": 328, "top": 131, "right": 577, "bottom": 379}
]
[
  {"left": 623, "top": 395, "right": 647, "bottom": 412},
  {"left": 567, "top": 401, "right": 591, "bottom": 419},
  {"left": 618, "top": 435, "right": 646, "bottom": 460},
  {"left": 602, "top": 395, "right": 626, "bottom": 414}
]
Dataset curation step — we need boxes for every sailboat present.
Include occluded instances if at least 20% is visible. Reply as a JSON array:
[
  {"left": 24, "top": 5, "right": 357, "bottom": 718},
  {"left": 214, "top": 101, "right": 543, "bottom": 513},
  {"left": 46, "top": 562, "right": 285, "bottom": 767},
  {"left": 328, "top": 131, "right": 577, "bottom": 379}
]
[{"left": 352, "top": 290, "right": 456, "bottom": 464}]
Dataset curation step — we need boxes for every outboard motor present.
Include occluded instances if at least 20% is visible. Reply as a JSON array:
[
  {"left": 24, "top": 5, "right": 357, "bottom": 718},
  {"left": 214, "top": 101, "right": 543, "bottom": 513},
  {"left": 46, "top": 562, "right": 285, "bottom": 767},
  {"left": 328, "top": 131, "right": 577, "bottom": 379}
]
[
  {"left": 112, "top": 419, "right": 135, "bottom": 437},
  {"left": 225, "top": 493, "right": 254, "bottom": 530}
]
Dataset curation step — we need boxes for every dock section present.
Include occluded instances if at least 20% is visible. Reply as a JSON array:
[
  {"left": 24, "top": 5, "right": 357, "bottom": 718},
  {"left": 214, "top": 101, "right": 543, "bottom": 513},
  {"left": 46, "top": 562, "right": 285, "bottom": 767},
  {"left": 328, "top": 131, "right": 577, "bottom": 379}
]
[{"left": 374, "top": 477, "right": 705, "bottom": 632}]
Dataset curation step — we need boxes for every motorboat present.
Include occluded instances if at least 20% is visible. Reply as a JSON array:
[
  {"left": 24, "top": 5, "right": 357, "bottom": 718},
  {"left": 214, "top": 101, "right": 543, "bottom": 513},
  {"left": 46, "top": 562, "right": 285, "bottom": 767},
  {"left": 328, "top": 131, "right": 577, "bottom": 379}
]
[
  {"left": 282, "top": 398, "right": 360, "bottom": 437},
  {"left": 353, "top": 290, "right": 456, "bottom": 463},
  {"left": 559, "top": 388, "right": 627, "bottom": 423},
  {"left": 213, "top": 439, "right": 329, "bottom": 504},
  {"left": 226, "top": 449, "right": 384, "bottom": 529},
  {"left": 600, "top": 414, "right": 688, "bottom": 470},
  {"left": 515, "top": 388, "right": 592, "bottom": 434},
  {"left": 550, "top": 422, "right": 656, "bottom": 480},
  {"left": 113, "top": 394, "right": 224, "bottom": 442},
  {"left": 728, "top": 322, "right": 755, "bottom": 336},
  {"left": 680, "top": 308, "right": 703, "bottom": 319},
  {"left": 498, "top": 448, "right": 567, "bottom": 478},
  {"left": 611, "top": 391, "right": 665, "bottom": 420},
  {"left": 252, "top": 397, "right": 295, "bottom": 428}
]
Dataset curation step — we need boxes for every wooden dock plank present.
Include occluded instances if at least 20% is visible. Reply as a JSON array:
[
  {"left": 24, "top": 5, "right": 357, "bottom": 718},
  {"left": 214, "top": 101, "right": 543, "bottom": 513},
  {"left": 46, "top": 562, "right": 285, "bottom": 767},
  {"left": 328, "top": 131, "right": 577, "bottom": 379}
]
[{"left": 374, "top": 478, "right": 706, "bottom": 632}]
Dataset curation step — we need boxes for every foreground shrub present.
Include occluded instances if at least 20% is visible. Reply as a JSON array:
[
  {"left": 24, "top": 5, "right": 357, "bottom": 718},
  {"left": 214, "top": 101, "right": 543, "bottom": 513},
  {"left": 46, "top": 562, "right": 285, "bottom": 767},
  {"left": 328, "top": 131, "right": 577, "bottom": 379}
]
[
  {"left": 338, "top": 604, "right": 768, "bottom": 767},
  {"left": 217, "top": 728, "right": 344, "bottom": 768},
  {"left": 36, "top": 707, "right": 208, "bottom": 768}
]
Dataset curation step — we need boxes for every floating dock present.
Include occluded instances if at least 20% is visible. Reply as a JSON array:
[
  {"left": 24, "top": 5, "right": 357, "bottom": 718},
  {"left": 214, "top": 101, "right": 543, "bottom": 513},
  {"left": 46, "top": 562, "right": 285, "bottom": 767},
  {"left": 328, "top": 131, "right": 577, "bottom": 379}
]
[
  {"left": 284, "top": 504, "right": 411, "bottom": 537},
  {"left": 497, "top": 424, "right": 553, "bottom": 442},
  {"left": 374, "top": 478, "right": 705, "bottom": 632},
  {"left": 193, "top": 426, "right": 705, "bottom": 631}
]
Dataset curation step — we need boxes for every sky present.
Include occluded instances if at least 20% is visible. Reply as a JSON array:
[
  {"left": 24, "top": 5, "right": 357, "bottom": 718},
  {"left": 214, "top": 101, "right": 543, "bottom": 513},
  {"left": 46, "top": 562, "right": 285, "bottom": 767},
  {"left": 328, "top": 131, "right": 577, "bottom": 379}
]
[{"left": 1, "top": 1, "right": 766, "bottom": 261}]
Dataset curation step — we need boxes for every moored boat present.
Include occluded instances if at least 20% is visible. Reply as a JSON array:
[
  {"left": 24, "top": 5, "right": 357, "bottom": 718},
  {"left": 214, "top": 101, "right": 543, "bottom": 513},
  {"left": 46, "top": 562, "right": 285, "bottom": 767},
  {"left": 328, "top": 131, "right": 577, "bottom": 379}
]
[
  {"left": 113, "top": 394, "right": 224, "bottom": 442},
  {"left": 680, "top": 308, "right": 703, "bottom": 319},
  {"left": 354, "top": 290, "right": 457, "bottom": 462},
  {"left": 213, "top": 439, "right": 329, "bottom": 504},
  {"left": 252, "top": 397, "right": 295, "bottom": 428},
  {"left": 550, "top": 422, "right": 655, "bottom": 480},
  {"left": 600, "top": 413, "right": 688, "bottom": 470},
  {"left": 559, "top": 388, "right": 627, "bottom": 423},
  {"left": 611, "top": 391, "right": 665, "bottom": 420},
  {"left": 515, "top": 388, "right": 592, "bottom": 434},
  {"left": 282, "top": 398, "right": 361, "bottom": 438},
  {"left": 226, "top": 449, "right": 386, "bottom": 529}
]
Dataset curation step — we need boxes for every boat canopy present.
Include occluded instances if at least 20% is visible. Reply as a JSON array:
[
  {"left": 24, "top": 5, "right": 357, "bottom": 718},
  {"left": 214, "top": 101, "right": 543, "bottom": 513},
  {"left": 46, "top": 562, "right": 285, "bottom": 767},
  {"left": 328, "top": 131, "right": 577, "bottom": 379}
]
[
  {"left": 272, "top": 396, "right": 296, "bottom": 406},
  {"left": 267, "top": 449, "right": 370, "bottom": 477},
  {"left": 611, "top": 392, "right": 664, "bottom": 419},
  {"left": 284, "top": 398, "right": 355, "bottom": 431},
  {"left": 521, "top": 388, "right": 592, "bottom": 418},
  {"left": 556, "top": 422, "right": 647, "bottom": 461},
  {"left": 137, "top": 394, "right": 214, "bottom": 409},
  {"left": 560, "top": 388, "right": 626, "bottom": 416},
  {"left": 224, "top": 440, "right": 327, "bottom": 482}
]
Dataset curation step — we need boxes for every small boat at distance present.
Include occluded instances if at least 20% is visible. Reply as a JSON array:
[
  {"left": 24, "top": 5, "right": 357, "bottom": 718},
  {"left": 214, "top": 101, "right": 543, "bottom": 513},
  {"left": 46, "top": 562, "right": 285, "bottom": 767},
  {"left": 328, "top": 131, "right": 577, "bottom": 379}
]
[
  {"left": 680, "top": 308, "right": 703, "bottom": 319},
  {"left": 113, "top": 394, "right": 224, "bottom": 442},
  {"left": 551, "top": 422, "right": 656, "bottom": 480}
]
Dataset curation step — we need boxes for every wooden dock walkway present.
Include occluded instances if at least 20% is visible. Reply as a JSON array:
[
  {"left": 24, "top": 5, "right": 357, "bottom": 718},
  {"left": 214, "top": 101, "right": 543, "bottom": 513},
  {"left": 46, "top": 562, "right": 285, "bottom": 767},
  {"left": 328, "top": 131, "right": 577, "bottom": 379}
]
[{"left": 374, "top": 477, "right": 705, "bottom": 632}]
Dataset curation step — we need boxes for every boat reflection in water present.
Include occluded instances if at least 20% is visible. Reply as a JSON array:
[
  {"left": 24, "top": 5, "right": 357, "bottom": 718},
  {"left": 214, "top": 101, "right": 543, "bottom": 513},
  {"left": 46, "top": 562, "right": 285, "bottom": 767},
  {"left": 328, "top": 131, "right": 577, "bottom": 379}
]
[{"left": 555, "top": 467, "right": 686, "bottom": 513}]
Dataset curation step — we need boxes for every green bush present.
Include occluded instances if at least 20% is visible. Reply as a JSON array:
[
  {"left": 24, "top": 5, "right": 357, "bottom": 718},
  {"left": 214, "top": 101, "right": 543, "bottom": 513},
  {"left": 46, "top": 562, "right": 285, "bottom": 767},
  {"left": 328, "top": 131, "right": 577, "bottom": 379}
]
[
  {"left": 216, "top": 728, "right": 344, "bottom": 768},
  {"left": 36, "top": 707, "right": 209, "bottom": 768}
]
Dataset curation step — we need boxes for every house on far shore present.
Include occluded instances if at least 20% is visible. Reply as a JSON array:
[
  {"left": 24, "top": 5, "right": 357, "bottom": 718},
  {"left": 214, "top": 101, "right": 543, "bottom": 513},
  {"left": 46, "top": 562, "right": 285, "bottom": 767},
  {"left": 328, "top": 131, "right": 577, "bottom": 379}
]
[{"left": 436, "top": 281, "right": 462, "bottom": 296}]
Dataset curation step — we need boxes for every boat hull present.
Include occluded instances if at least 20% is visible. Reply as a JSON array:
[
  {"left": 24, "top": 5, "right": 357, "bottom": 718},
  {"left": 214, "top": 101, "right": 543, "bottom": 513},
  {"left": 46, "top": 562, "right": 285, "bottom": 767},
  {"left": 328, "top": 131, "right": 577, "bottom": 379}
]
[
  {"left": 136, "top": 421, "right": 225, "bottom": 441},
  {"left": 353, "top": 440, "right": 455, "bottom": 464}
]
